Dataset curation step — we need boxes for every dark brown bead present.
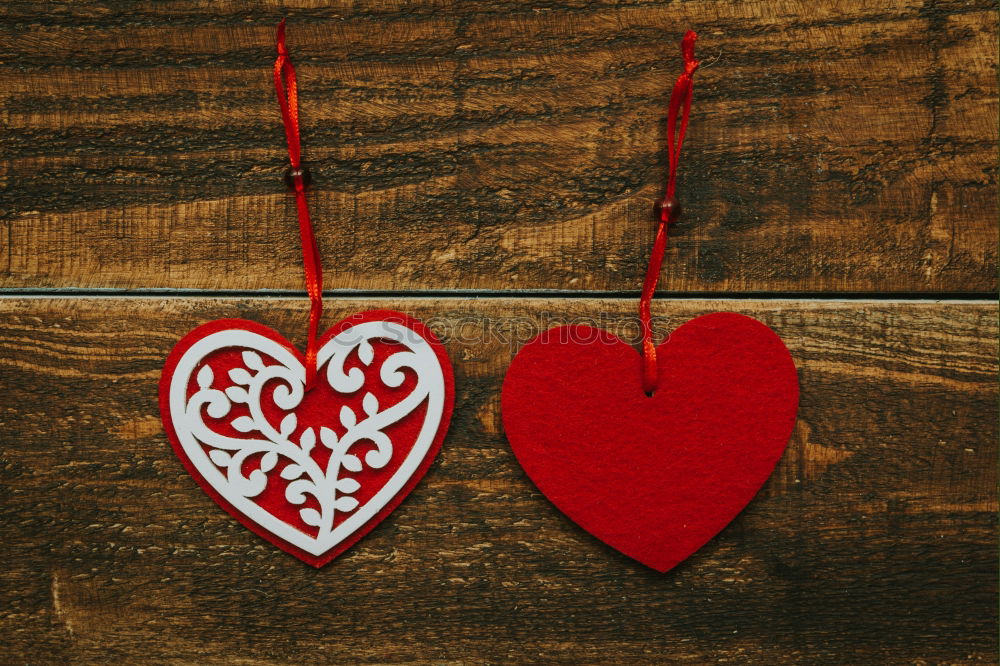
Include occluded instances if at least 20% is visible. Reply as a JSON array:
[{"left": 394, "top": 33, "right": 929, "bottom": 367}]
[
  {"left": 284, "top": 165, "right": 312, "bottom": 191},
  {"left": 654, "top": 196, "right": 682, "bottom": 225}
]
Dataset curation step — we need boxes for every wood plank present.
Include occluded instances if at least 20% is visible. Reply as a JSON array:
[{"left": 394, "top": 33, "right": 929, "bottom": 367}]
[
  {"left": 1, "top": 1, "right": 996, "bottom": 293},
  {"left": 0, "top": 297, "right": 995, "bottom": 663}
]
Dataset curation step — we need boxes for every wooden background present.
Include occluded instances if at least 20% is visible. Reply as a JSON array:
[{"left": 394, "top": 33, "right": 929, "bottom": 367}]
[{"left": 1, "top": 1, "right": 997, "bottom": 663}]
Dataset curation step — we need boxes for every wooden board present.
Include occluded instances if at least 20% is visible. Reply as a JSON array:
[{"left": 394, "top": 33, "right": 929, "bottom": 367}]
[
  {"left": 2, "top": 1, "right": 997, "bottom": 293},
  {"left": 0, "top": 298, "right": 995, "bottom": 663}
]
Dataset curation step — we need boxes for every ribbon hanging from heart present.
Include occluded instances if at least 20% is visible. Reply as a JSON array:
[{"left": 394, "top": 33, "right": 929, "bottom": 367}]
[
  {"left": 501, "top": 31, "right": 800, "bottom": 573},
  {"left": 159, "top": 20, "right": 454, "bottom": 567}
]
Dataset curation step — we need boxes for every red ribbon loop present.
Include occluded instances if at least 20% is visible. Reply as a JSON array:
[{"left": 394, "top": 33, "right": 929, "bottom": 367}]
[
  {"left": 275, "top": 19, "right": 323, "bottom": 390},
  {"left": 640, "top": 30, "right": 699, "bottom": 395}
]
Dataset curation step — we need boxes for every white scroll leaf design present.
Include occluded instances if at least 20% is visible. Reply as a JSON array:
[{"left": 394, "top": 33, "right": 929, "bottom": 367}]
[{"left": 168, "top": 321, "right": 446, "bottom": 556}]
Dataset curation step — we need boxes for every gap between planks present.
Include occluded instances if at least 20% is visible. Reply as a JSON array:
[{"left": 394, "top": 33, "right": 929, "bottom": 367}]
[{"left": 0, "top": 288, "right": 996, "bottom": 303}]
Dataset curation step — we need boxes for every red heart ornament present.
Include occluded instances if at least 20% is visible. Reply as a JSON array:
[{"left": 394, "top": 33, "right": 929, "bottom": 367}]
[
  {"left": 501, "top": 312, "right": 799, "bottom": 572},
  {"left": 160, "top": 311, "right": 454, "bottom": 567}
]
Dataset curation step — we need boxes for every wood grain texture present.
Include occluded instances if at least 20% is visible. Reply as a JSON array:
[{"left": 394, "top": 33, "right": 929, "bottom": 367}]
[
  {"left": 1, "top": 0, "right": 997, "bottom": 293},
  {"left": 0, "top": 297, "right": 995, "bottom": 664}
]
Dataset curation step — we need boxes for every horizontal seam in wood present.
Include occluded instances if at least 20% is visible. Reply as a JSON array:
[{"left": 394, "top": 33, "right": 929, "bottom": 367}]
[{"left": 0, "top": 288, "right": 995, "bottom": 303}]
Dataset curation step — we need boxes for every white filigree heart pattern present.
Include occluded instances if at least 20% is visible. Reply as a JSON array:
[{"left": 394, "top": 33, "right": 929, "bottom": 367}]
[{"left": 159, "top": 311, "right": 454, "bottom": 566}]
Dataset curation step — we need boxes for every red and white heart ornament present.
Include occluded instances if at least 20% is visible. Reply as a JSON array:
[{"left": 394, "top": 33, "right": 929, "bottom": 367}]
[
  {"left": 501, "top": 32, "right": 800, "bottom": 572},
  {"left": 160, "top": 22, "right": 453, "bottom": 567}
]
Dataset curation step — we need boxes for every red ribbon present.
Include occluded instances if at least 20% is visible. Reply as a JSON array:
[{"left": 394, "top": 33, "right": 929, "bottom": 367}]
[
  {"left": 275, "top": 20, "right": 323, "bottom": 390},
  {"left": 640, "top": 30, "right": 699, "bottom": 395}
]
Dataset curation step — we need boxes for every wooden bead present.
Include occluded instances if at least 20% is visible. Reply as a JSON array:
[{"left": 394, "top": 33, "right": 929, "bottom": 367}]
[
  {"left": 654, "top": 196, "right": 682, "bottom": 225},
  {"left": 284, "top": 165, "right": 312, "bottom": 190}
]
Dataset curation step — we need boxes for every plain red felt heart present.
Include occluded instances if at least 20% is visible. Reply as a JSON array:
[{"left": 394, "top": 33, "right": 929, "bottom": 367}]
[
  {"left": 501, "top": 312, "right": 799, "bottom": 572},
  {"left": 160, "top": 311, "right": 453, "bottom": 567}
]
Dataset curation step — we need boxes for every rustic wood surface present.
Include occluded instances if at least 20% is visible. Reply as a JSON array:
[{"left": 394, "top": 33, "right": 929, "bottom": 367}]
[
  {"left": 1, "top": 0, "right": 997, "bottom": 663},
  {"left": 0, "top": 298, "right": 995, "bottom": 664},
  {"left": 1, "top": 1, "right": 997, "bottom": 293}
]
